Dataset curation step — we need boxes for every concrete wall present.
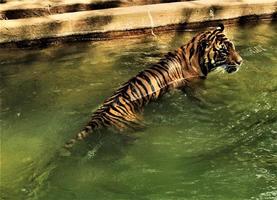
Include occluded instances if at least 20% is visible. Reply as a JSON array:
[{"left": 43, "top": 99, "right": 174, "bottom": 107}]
[
  {"left": 0, "top": 0, "right": 195, "bottom": 19},
  {"left": 0, "top": 0, "right": 276, "bottom": 48}
]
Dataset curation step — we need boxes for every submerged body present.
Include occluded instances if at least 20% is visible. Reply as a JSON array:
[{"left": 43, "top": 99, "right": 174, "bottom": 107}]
[{"left": 64, "top": 24, "right": 242, "bottom": 149}]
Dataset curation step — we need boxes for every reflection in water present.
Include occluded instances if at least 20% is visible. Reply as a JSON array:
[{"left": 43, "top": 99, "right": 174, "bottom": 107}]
[{"left": 0, "top": 22, "right": 276, "bottom": 200}]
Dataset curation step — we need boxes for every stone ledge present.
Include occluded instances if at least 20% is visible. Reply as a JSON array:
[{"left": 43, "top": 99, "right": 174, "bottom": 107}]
[{"left": 0, "top": 0, "right": 276, "bottom": 48}]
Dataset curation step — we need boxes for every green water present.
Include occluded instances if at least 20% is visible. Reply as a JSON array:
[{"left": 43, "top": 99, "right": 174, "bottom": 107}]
[{"left": 1, "top": 22, "right": 277, "bottom": 200}]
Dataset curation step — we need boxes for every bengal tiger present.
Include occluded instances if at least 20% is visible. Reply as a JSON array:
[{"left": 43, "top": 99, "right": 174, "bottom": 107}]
[{"left": 64, "top": 24, "right": 243, "bottom": 150}]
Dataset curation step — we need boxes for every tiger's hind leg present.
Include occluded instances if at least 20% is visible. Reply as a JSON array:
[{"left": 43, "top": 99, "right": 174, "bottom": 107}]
[{"left": 111, "top": 113, "right": 147, "bottom": 145}]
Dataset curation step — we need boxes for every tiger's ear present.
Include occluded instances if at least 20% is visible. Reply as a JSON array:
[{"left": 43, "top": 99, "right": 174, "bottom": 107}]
[{"left": 217, "top": 23, "right": 224, "bottom": 32}]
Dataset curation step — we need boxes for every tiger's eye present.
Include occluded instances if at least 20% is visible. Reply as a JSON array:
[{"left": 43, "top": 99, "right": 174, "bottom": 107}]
[{"left": 220, "top": 45, "right": 228, "bottom": 54}]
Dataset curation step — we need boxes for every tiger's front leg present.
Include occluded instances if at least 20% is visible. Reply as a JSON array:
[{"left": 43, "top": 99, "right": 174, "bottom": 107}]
[{"left": 180, "top": 78, "right": 207, "bottom": 104}]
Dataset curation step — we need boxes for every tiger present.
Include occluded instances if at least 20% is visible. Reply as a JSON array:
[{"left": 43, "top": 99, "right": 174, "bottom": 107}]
[{"left": 64, "top": 24, "right": 243, "bottom": 150}]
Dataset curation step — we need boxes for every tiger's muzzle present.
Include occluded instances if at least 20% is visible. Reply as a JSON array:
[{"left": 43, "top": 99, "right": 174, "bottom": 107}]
[{"left": 225, "top": 52, "right": 243, "bottom": 73}]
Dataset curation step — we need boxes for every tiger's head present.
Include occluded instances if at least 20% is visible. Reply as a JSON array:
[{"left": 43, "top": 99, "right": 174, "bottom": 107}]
[{"left": 196, "top": 24, "right": 243, "bottom": 75}]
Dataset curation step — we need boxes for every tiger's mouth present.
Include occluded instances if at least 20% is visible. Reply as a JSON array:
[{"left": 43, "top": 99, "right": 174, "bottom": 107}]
[{"left": 222, "top": 64, "right": 240, "bottom": 73}]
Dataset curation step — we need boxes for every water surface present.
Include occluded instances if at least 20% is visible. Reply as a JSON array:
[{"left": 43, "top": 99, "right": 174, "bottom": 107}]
[{"left": 1, "top": 22, "right": 277, "bottom": 200}]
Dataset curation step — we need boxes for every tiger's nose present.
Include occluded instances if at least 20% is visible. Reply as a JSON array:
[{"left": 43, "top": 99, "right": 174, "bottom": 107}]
[{"left": 235, "top": 57, "right": 243, "bottom": 65}]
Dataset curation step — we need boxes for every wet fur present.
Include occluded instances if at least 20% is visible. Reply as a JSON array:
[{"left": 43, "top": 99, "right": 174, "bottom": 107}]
[{"left": 64, "top": 24, "right": 243, "bottom": 150}]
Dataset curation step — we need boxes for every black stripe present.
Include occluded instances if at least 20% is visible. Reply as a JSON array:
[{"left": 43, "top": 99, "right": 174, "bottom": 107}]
[
  {"left": 95, "top": 115, "right": 110, "bottom": 127},
  {"left": 111, "top": 104, "right": 126, "bottom": 116},
  {"left": 106, "top": 108, "right": 127, "bottom": 121},
  {"left": 155, "top": 63, "right": 170, "bottom": 74},
  {"left": 108, "top": 106, "right": 139, "bottom": 127},
  {"left": 104, "top": 111, "right": 133, "bottom": 128},
  {"left": 208, "top": 30, "right": 220, "bottom": 40},
  {"left": 175, "top": 53, "right": 183, "bottom": 64},
  {"left": 152, "top": 65, "right": 171, "bottom": 82},
  {"left": 189, "top": 46, "right": 195, "bottom": 60},
  {"left": 135, "top": 77, "right": 150, "bottom": 101},
  {"left": 197, "top": 44, "right": 208, "bottom": 76},
  {"left": 101, "top": 114, "right": 119, "bottom": 127},
  {"left": 122, "top": 92, "right": 138, "bottom": 113},
  {"left": 140, "top": 73, "right": 157, "bottom": 97},
  {"left": 144, "top": 69, "right": 163, "bottom": 89},
  {"left": 128, "top": 84, "right": 140, "bottom": 101},
  {"left": 130, "top": 82, "right": 145, "bottom": 106},
  {"left": 149, "top": 67, "right": 168, "bottom": 85},
  {"left": 172, "top": 56, "right": 183, "bottom": 78},
  {"left": 115, "top": 98, "right": 135, "bottom": 117},
  {"left": 190, "top": 36, "right": 196, "bottom": 43}
]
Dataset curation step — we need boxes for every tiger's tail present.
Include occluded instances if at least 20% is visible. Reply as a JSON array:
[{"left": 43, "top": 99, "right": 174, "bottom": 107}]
[
  {"left": 63, "top": 130, "right": 91, "bottom": 149},
  {"left": 63, "top": 119, "right": 100, "bottom": 150}
]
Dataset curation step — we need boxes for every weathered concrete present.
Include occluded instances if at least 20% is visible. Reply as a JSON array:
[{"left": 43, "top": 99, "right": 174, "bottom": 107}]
[
  {"left": 0, "top": 0, "right": 128, "bottom": 19},
  {"left": 0, "top": 0, "right": 193, "bottom": 19},
  {"left": 0, "top": 0, "right": 276, "bottom": 48}
]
